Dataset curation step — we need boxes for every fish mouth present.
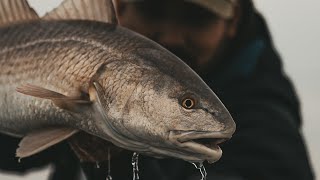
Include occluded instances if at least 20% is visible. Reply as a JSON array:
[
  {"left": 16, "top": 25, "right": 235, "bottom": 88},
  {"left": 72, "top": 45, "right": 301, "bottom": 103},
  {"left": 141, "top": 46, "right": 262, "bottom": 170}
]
[{"left": 168, "top": 130, "right": 231, "bottom": 163}]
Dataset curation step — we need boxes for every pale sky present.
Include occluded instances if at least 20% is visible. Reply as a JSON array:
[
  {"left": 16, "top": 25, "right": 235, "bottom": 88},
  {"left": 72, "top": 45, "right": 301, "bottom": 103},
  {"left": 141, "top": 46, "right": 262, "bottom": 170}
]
[
  {"left": 254, "top": 1, "right": 320, "bottom": 178},
  {"left": 0, "top": 0, "right": 319, "bottom": 179}
]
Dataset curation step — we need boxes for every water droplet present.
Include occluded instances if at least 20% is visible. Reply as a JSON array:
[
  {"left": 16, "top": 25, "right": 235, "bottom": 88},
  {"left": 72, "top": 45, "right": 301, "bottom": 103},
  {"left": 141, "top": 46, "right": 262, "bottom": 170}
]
[
  {"left": 106, "top": 175, "right": 113, "bottom": 180},
  {"left": 192, "top": 162, "right": 207, "bottom": 180},
  {"left": 207, "top": 160, "right": 216, "bottom": 164},
  {"left": 106, "top": 148, "right": 112, "bottom": 180},
  {"left": 18, "top": 158, "right": 21, "bottom": 163},
  {"left": 95, "top": 162, "right": 100, "bottom": 169},
  {"left": 131, "top": 152, "right": 140, "bottom": 180}
]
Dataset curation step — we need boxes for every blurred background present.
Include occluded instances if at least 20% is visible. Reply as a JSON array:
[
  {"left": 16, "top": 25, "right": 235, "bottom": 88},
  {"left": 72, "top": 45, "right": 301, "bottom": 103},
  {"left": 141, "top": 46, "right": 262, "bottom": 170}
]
[{"left": 0, "top": 0, "right": 319, "bottom": 179}]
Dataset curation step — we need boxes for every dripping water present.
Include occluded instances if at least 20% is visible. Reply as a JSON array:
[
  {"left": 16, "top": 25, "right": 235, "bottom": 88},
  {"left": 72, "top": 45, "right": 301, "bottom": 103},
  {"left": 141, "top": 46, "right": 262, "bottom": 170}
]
[
  {"left": 106, "top": 148, "right": 112, "bottom": 180},
  {"left": 95, "top": 161, "right": 100, "bottom": 169},
  {"left": 132, "top": 152, "right": 140, "bottom": 180},
  {"left": 192, "top": 162, "right": 207, "bottom": 180}
]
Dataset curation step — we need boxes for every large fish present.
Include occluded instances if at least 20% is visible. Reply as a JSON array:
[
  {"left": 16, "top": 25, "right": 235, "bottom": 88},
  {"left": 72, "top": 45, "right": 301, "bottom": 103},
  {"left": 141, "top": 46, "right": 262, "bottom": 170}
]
[{"left": 0, "top": 0, "right": 235, "bottom": 163}]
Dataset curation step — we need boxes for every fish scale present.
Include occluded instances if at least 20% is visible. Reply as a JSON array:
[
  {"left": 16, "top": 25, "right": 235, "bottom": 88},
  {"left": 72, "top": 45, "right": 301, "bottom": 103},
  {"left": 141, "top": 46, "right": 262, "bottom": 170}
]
[
  {"left": 0, "top": 20, "right": 184, "bottom": 137},
  {"left": 0, "top": 21, "right": 124, "bottom": 133}
]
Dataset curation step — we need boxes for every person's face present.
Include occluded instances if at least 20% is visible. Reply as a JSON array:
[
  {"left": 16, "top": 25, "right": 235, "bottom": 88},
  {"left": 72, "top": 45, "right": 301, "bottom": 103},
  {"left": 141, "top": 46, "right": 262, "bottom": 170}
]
[{"left": 114, "top": 0, "right": 239, "bottom": 71}]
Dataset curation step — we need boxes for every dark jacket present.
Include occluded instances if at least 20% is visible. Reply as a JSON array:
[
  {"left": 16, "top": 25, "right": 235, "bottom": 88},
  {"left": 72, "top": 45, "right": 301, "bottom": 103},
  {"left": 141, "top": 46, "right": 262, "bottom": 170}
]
[{"left": 0, "top": 7, "right": 314, "bottom": 180}]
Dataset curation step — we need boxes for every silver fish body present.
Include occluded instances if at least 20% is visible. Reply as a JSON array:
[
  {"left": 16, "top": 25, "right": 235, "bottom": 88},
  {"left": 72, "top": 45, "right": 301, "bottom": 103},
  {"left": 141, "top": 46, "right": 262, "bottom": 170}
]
[{"left": 0, "top": 20, "right": 235, "bottom": 163}]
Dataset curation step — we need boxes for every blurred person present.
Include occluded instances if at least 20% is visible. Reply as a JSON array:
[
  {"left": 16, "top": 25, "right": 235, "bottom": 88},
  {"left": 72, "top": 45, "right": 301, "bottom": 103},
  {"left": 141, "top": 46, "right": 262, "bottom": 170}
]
[
  {"left": 0, "top": 0, "right": 314, "bottom": 180},
  {"left": 80, "top": 0, "right": 314, "bottom": 179}
]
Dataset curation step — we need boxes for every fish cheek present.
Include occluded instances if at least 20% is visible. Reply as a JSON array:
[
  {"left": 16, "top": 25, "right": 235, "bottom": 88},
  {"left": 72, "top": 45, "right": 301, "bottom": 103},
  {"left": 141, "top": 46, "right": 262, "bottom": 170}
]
[
  {"left": 120, "top": 78, "right": 183, "bottom": 143},
  {"left": 142, "top": 93, "right": 178, "bottom": 142},
  {"left": 119, "top": 86, "right": 166, "bottom": 143},
  {"left": 144, "top": 94, "right": 189, "bottom": 134}
]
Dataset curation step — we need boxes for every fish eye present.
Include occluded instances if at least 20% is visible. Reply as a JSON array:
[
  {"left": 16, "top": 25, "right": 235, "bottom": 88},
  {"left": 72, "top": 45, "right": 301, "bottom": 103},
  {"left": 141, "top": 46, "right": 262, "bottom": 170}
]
[{"left": 182, "top": 98, "right": 195, "bottom": 109}]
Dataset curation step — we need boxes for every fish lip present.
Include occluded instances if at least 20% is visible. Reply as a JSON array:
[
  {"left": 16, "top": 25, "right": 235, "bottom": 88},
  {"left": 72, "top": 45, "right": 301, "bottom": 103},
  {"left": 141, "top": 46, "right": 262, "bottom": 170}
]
[
  {"left": 168, "top": 130, "right": 232, "bottom": 163},
  {"left": 172, "top": 130, "right": 232, "bottom": 142}
]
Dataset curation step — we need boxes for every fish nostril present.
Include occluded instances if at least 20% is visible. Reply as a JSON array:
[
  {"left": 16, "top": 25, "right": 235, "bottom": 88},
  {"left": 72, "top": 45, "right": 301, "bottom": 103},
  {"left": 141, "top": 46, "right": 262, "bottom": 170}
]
[
  {"left": 203, "top": 108, "right": 219, "bottom": 116},
  {"left": 211, "top": 111, "right": 219, "bottom": 117}
]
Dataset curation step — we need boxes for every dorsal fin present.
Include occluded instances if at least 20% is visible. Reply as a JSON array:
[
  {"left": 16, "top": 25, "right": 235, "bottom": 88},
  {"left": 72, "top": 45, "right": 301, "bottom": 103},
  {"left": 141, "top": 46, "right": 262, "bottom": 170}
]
[
  {"left": 43, "top": 0, "right": 118, "bottom": 24},
  {"left": 0, "top": 0, "right": 39, "bottom": 27}
]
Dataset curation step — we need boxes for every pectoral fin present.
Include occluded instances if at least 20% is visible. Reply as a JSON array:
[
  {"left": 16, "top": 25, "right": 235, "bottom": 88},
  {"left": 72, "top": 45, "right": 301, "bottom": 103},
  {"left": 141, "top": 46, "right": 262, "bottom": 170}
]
[
  {"left": 88, "top": 81, "right": 107, "bottom": 106},
  {"left": 16, "top": 84, "right": 91, "bottom": 112},
  {"left": 68, "top": 131, "right": 123, "bottom": 162},
  {"left": 17, "top": 128, "right": 78, "bottom": 158}
]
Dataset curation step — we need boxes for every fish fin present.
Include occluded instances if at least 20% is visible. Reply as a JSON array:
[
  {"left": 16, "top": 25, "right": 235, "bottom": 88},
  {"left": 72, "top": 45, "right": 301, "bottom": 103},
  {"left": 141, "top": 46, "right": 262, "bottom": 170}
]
[
  {"left": 0, "top": 0, "right": 39, "bottom": 27},
  {"left": 69, "top": 131, "right": 123, "bottom": 162},
  {"left": 16, "top": 128, "right": 78, "bottom": 158},
  {"left": 16, "top": 84, "right": 67, "bottom": 99},
  {"left": 43, "top": 0, "right": 118, "bottom": 24},
  {"left": 89, "top": 81, "right": 107, "bottom": 107},
  {"left": 16, "top": 84, "right": 91, "bottom": 112}
]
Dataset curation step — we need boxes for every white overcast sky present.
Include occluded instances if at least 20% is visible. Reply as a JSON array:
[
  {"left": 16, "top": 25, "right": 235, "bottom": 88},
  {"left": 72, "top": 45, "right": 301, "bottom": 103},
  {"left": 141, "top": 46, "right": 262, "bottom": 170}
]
[{"left": 0, "top": 0, "right": 319, "bottom": 179}]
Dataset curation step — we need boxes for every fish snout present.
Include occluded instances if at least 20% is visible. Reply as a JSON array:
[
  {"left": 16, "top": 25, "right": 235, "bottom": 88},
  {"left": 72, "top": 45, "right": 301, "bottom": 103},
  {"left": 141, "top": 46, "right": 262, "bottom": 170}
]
[
  {"left": 219, "top": 110, "right": 236, "bottom": 137},
  {"left": 201, "top": 99, "right": 236, "bottom": 137},
  {"left": 208, "top": 106, "right": 236, "bottom": 137}
]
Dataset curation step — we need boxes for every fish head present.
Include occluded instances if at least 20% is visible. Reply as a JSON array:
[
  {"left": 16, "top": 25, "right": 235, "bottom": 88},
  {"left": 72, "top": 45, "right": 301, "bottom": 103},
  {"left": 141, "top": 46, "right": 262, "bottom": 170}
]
[
  {"left": 123, "top": 69, "right": 235, "bottom": 163},
  {"left": 90, "top": 45, "right": 235, "bottom": 164}
]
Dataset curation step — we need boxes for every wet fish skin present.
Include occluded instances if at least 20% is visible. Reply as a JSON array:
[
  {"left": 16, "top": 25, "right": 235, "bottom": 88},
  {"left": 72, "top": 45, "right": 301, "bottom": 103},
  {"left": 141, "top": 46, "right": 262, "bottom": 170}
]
[{"left": 0, "top": 20, "right": 235, "bottom": 163}]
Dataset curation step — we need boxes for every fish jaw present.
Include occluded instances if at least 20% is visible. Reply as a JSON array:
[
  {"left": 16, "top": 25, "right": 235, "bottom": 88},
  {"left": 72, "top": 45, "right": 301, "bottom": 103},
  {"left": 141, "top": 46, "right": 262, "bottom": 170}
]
[{"left": 167, "top": 130, "right": 233, "bottom": 163}]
